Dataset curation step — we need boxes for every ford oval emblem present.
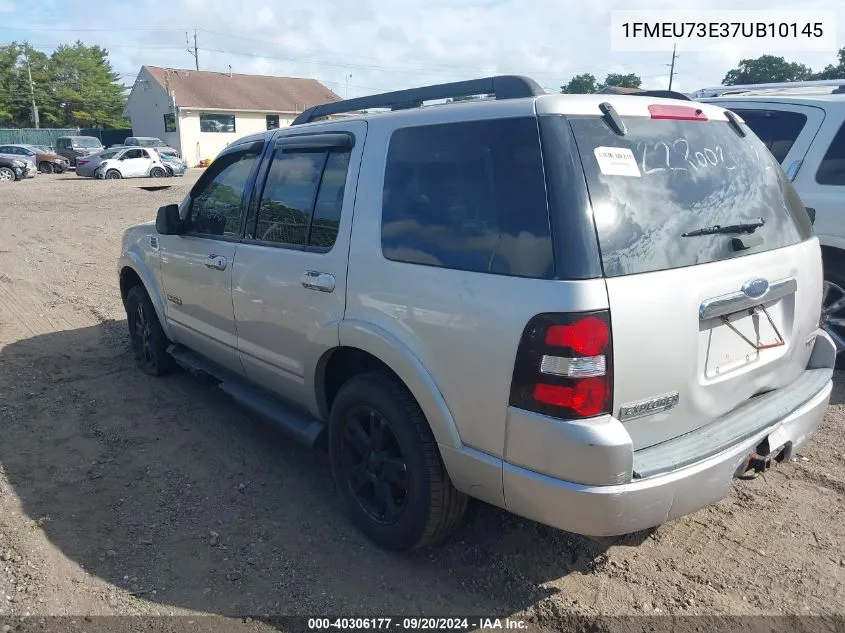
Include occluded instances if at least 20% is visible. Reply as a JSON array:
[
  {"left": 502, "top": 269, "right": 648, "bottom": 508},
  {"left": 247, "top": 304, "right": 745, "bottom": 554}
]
[{"left": 742, "top": 278, "right": 770, "bottom": 300}]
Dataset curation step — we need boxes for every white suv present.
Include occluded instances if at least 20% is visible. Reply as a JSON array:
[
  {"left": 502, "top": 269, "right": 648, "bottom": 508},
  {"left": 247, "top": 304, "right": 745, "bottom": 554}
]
[{"left": 700, "top": 80, "right": 845, "bottom": 361}]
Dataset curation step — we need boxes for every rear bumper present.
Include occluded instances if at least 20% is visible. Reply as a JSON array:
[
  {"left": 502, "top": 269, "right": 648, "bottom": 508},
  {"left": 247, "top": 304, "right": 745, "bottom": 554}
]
[
  {"left": 455, "top": 329, "right": 836, "bottom": 537},
  {"left": 501, "top": 375, "right": 831, "bottom": 536}
]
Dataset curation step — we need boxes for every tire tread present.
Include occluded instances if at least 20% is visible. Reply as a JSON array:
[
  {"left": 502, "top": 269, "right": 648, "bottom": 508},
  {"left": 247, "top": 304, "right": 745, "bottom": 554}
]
[{"left": 355, "top": 370, "right": 468, "bottom": 549}]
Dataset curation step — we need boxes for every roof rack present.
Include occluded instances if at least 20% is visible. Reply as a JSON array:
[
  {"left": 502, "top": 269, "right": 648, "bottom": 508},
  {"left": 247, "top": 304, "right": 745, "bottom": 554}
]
[
  {"left": 693, "top": 79, "right": 845, "bottom": 98},
  {"left": 291, "top": 75, "right": 546, "bottom": 125}
]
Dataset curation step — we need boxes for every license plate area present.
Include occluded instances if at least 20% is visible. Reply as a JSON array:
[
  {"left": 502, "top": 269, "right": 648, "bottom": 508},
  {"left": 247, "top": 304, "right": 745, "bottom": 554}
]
[{"left": 703, "top": 303, "right": 786, "bottom": 378}]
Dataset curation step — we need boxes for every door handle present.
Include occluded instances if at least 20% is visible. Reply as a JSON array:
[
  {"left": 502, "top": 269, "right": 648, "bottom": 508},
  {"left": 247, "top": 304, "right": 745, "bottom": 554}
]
[
  {"left": 301, "top": 271, "right": 336, "bottom": 293},
  {"left": 204, "top": 254, "right": 228, "bottom": 271}
]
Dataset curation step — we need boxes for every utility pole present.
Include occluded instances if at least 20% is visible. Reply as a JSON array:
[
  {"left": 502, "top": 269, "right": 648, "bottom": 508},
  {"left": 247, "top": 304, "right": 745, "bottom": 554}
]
[
  {"left": 22, "top": 44, "right": 40, "bottom": 129},
  {"left": 186, "top": 30, "right": 199, "bottom": 70},
  {"left": 667, "top": 42, "right": 679, "bottom": 91},
  {"left": 345, "top": 73, "right": 352, "bottom": 99}
]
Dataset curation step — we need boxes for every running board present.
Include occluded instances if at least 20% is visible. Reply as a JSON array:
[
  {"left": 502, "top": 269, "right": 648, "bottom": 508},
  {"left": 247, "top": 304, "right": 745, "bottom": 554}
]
[{"left": 167, "top": 344, "right": 325, "bottom": 447}]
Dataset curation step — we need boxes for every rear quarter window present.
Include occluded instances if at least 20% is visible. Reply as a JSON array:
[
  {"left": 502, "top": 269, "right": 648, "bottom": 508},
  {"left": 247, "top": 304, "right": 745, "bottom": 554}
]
[
  {"left": 380, "top": 117, "right": 554, "bottom": 279},
  {"left": 730, "top": 108, "right": 807, "bottom": 163},
  {"left": 816, "top": 119, "right": 845, "bottom": 186},
  {"left": 568, "top": 116, "right": 811, "bottom": 278}
]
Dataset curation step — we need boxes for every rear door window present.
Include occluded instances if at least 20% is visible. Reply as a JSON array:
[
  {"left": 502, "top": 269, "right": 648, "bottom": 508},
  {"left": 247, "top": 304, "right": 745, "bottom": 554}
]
[
  {"left": 729, "top": 109, "right": 807, "bottom": 163},
  {"left": 380, "top": 117, "right": 554, "bottom": 279},
  {"left": 816, "top": 120, "right": 845, "bottom": 185},
  {"left": 567, "top": 116, "right": 811, "bottom": 278}
]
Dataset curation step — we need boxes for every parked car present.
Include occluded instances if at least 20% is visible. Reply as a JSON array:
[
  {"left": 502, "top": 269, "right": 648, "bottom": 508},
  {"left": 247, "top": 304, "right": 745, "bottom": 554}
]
[
  {"left": 0, "top": 144, "right": 70, "bottom": 173},
  {"left": 0, "top": 156, "right": 35, "bottom": 181},
  {"left": 55, "top": 136, "right": 105, "bottom": 166},
  {"left": 95, "top": 147, "right": 169, "bottom": 179},
  {"left": 118, "top": 76, "right": 835, "bottom": 551},
  {"left": 124, "top": 136, "right": 180, "bottom": 158},
  {"left": 75, "top": 148, "right": 124, "bottom": 178},
  {"left": 158, "top": 152, "right": 187, "bottom": 177},
  {"left": 699, "top": 80, "right": 845, "bottom": 363}
]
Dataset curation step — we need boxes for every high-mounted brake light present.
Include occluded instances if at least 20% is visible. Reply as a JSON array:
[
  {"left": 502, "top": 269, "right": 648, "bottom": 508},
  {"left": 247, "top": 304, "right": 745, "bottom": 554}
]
[
  {"left": 648, "top": 104, "right": 708, "bottom": 121},
  {"left": 509, "top": 311, "right": 613, "bottom": 420}
]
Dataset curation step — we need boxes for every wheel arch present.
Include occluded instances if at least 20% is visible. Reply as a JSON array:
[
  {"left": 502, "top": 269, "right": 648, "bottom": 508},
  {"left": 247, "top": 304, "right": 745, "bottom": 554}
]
[
  {"left": 318, "top": 321, "right": 463, "bottom": 451},
  {"left": 118, "top": 256, "right": 171, "bottom": 339}
]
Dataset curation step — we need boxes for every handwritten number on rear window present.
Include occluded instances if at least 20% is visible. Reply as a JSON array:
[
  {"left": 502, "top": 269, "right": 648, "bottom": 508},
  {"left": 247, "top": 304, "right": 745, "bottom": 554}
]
[{"left": 637, "top": 139, "right": 738, "bottom": 175}]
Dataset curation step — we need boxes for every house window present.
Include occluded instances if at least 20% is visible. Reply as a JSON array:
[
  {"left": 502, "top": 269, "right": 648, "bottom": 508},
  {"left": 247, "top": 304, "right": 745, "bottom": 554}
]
[
  {"left": 163, "top": 113, "right": 176, "bottom": 133},
  {"left": 200, "top": 113, "right": 236, "bottom": 133},
  {"left": 266, "top": 114, "right": 280, "bottom": 130}
]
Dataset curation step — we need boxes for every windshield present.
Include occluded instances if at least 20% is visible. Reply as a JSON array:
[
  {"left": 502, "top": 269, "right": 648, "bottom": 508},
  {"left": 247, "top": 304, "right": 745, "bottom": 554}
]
[
  {"left": 72, "top": 138, "right": 102, "bottom": 148},
  {"left": 566, "top": 116, "right": 812, "bottom": 277},
  {"left": 137, "top": 139, "right": 165, "bottom": 147}
]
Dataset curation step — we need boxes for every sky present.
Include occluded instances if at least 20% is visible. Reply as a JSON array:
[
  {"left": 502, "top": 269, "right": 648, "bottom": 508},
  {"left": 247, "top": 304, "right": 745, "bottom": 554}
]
[{"left": 0, "top": 0, "right": 843, "bottom": 98}]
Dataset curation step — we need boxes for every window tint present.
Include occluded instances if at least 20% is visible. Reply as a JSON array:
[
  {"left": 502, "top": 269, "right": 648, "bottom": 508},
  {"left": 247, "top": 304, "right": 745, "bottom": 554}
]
[
  {"left": 310, "top": 151, "right": 350, "bottom": 248},
  {"left": 255, "top": 152, "right": 325, "bottom": 245},
  {"left": 381, "top": 118, "right": 553, "bottom": 278},
  {"left": 568, "top": 117, "right": 808, "bottom": 277},
  {"left": 816, "top": 121, "right": 845, "bottom": 186},
  {"left": 123, "top": 149, "right": 145, "bottom": 159},
  {"left": 185, "top": 144, "right": 261, "bottom": 237},
  {"left": 200, "top": 113, "right": 236, "bottom": 133},
  {"left": 266, "top": 114, "right": 280, "bottom": 130},
  {"left": 731, "top": 109, "right": 807, "bottom": 164}
]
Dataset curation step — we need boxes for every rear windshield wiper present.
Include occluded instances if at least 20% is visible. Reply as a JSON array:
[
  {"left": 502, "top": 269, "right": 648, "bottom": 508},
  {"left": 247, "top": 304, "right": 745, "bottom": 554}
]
[{"left": 682, "top": 218, "right": 765, "bottom": 238}]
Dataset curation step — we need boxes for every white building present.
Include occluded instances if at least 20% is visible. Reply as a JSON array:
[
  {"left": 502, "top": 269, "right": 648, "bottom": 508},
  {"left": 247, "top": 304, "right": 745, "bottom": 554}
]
[{"left": 124, "top": 66, "right": 342, "bottom": 166}]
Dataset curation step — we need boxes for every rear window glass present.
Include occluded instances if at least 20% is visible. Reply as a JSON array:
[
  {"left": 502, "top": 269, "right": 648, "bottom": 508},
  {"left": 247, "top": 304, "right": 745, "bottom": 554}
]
[
  {"left": 730, "top": 109, "right": 807, "bottom": 163},
  {"left": 568, "top": 116, "right": 810, "bottom": 278},
  {"left": 816, "top": 120, "right": 845, "bottom": 186},
  {"left": 381, "top": 117, "right": 554, "bottom": 279}
]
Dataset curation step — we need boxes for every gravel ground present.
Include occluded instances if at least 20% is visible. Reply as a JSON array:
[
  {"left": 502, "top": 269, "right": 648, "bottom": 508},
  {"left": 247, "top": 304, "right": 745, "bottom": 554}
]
[{"left": 0, "top": 172, "right": 843, "bottom": 630}]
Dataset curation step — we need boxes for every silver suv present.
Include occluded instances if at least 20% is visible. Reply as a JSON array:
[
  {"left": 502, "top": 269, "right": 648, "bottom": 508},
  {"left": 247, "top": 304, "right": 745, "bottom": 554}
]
[{"left": 118, "top": 76, "right": 836, "bottom": 551}]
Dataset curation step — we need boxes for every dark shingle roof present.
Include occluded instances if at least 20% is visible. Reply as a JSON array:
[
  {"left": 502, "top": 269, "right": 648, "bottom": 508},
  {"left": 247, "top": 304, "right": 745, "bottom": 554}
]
[{"left": 144, "top": 66, "right": 341, "bottom": 112}]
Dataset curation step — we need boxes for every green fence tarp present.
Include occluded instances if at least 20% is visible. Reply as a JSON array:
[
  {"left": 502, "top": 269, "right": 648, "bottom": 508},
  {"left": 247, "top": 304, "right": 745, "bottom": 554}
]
[
  {"left": 0, "top": 128, "right": 134, "bottom": 150},
  {"left": 0, "top": 128, "right": 76, "bottom": 148}
]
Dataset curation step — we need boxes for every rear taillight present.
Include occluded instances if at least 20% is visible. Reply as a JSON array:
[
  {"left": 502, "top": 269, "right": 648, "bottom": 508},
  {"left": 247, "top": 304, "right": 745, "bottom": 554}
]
[{"left": 509, "top": 311, "right": 613, "bottom": 419}]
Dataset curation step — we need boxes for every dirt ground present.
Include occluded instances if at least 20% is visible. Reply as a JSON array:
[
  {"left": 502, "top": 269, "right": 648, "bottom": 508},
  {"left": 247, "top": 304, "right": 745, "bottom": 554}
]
[{"left": 0, "top": 171, "right": 843, "bottom": 630}]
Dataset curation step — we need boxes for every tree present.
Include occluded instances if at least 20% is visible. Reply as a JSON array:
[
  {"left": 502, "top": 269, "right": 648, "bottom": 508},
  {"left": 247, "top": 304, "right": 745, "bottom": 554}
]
[
  {"left": 603, "top": 73, "right": 641, "bottom": 89},
  {"left": 812, "top": 47, "right": 845, "bottom": 80},
  {"left": 561, "top": 73, "right": 598, "bottom": 94},
  {"left": 0, "top": 41, "right": 128, "bottom": 128},
  {"left": 50, "top": 41, "right": 128, "bottom": 128},
  {"left": 723, "top": 55, "right": 812, "bottom": 85}
]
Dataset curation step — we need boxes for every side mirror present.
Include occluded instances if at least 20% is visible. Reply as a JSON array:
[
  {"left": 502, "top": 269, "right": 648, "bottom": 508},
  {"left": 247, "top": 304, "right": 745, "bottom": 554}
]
[{"left": 156, "top": 204, "right": 181, "bottom": 235}]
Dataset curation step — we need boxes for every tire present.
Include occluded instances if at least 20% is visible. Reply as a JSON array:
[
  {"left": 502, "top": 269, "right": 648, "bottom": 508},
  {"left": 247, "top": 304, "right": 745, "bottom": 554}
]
[
  {"left": 150, "top": 166, "right": 166, "bottom": 178},
  {"left": 39, "top": 162, "right": 54, "bottom": 174},
  {"left": 822, "top": 255, "right": 845, "bottom": 369},
  {"left": 328, "top": 370, "right": 468, "bottom": 551},
  {"left": 0, "top": 167, "right": 15, "bottom": 181},
  {"left": 105, "top": 169, "right": 122, "bottom": 180},
  {"left": 125, "top": 285, "right": 175, "bottom": 376}
]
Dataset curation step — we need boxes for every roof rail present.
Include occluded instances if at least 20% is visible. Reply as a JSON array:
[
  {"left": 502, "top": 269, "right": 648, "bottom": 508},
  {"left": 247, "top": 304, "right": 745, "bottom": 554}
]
[
  {"left": 291, "top": 75, "right": 546, "bottom": 125},
  {"left": 694, "top": 79, "right": 845, "bottom": 98}
]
